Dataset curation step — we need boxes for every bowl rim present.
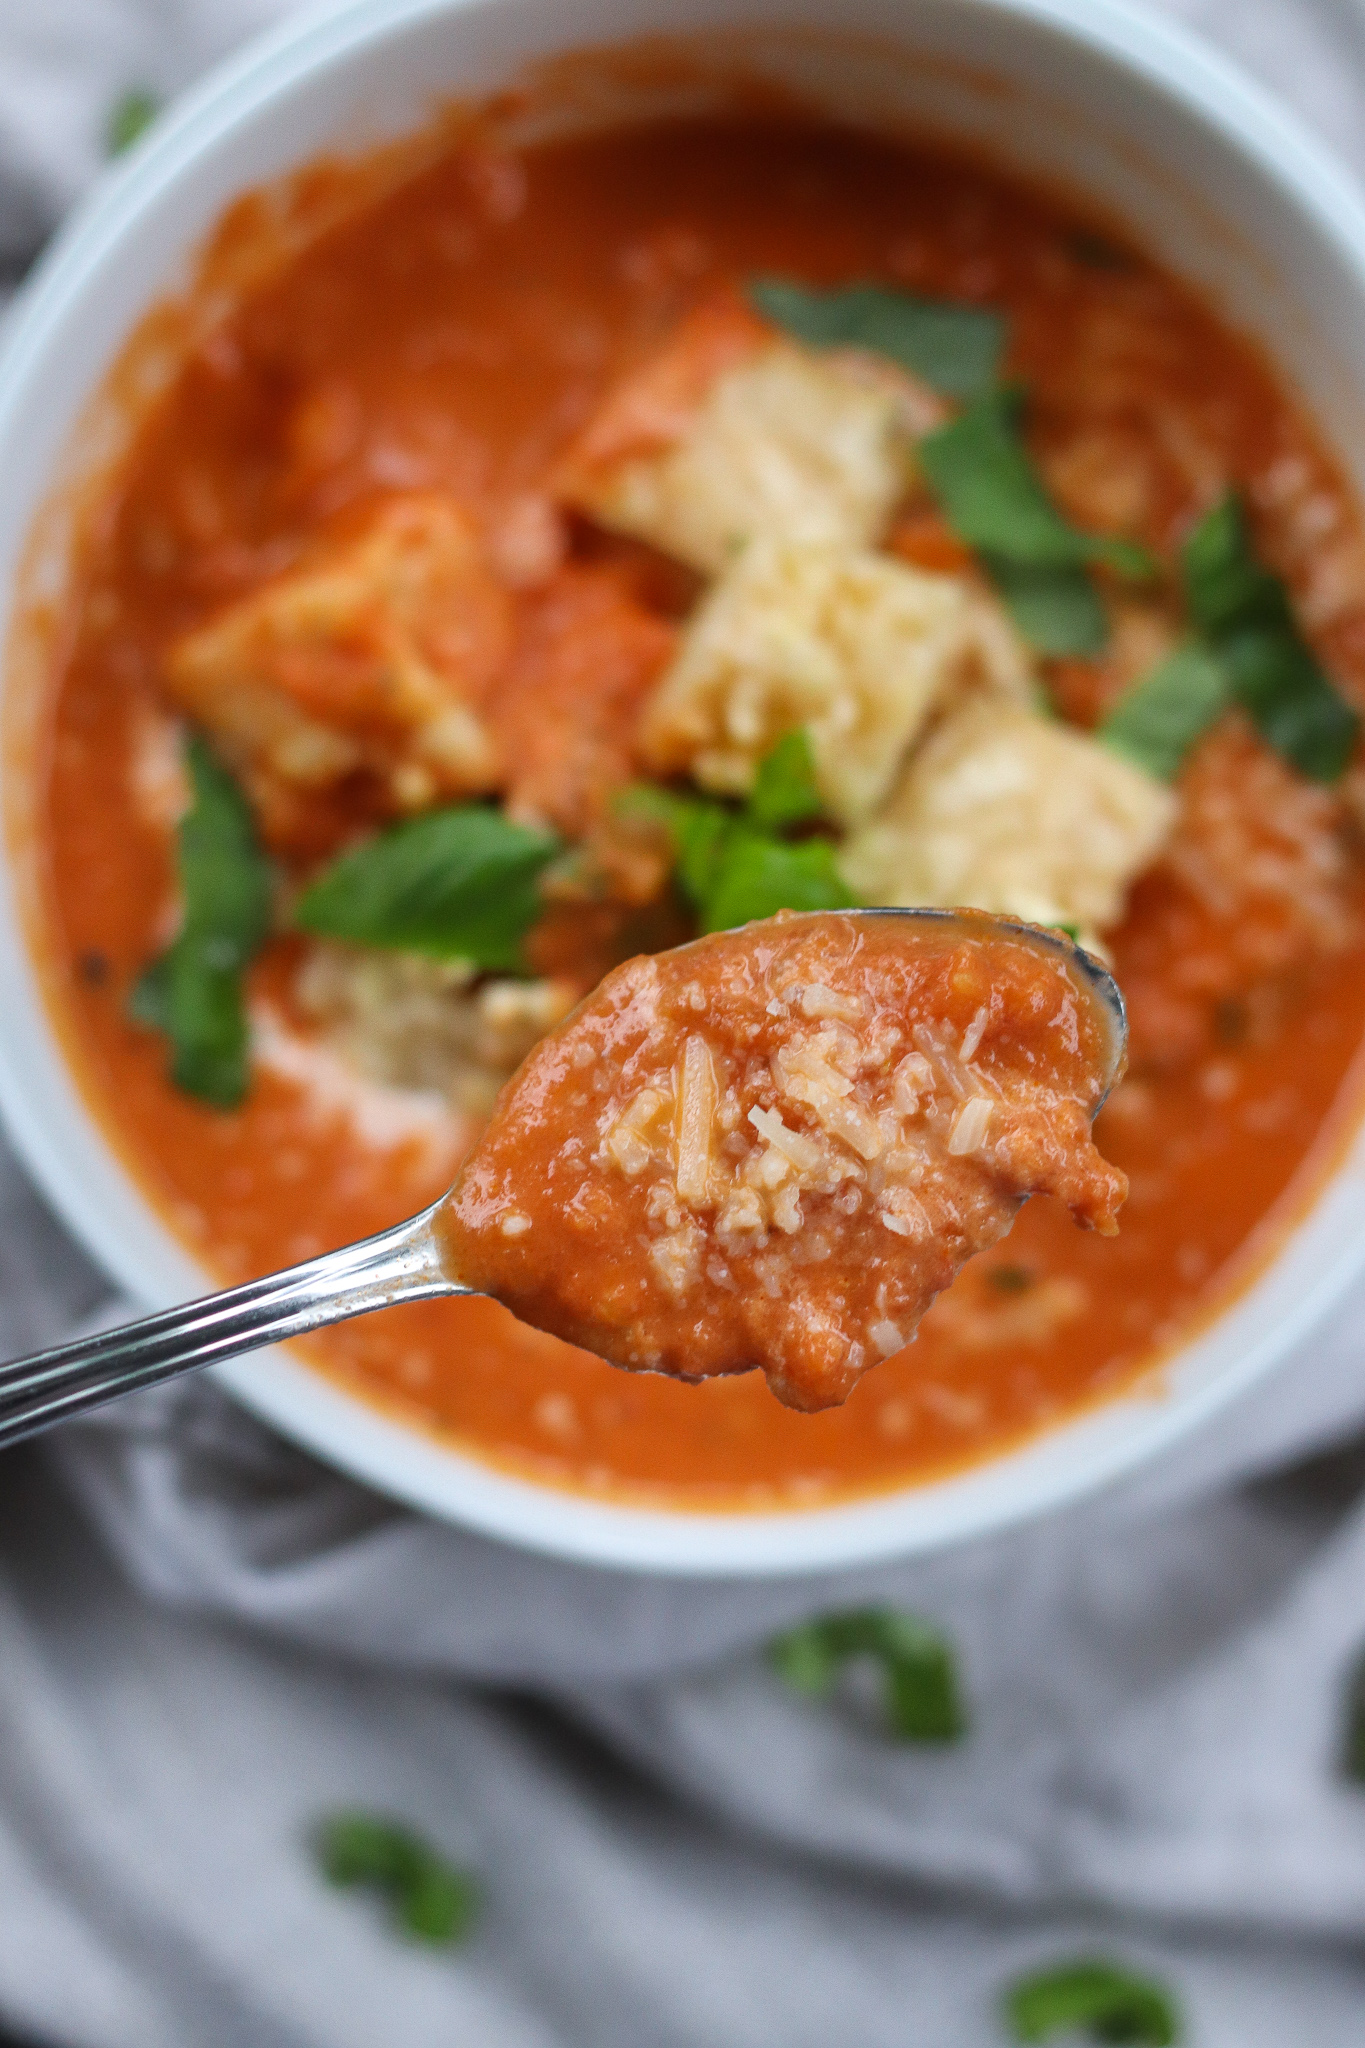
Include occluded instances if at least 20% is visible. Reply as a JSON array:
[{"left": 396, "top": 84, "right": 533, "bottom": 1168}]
[{"left": 5, "top": 0, "right": 1365, "bottom": 1575}]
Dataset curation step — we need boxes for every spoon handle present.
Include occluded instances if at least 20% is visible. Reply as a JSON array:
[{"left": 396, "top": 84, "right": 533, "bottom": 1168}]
[{"left": 0, "top": 1201, "right": 466, "bottom": 1450}]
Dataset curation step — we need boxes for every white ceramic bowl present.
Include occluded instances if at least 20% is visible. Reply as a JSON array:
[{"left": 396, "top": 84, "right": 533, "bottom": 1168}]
[{"left": 3, "top": 0, "right": 1365, "bottom": 1575}]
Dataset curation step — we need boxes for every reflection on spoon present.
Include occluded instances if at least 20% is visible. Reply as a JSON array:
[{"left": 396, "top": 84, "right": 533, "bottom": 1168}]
[{"left": 0, "top": 908, "right": 1127, "bottom": 1443}]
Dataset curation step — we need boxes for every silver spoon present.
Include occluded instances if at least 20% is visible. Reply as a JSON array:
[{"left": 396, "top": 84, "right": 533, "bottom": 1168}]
[{"left": 0, "top": 911, "right": 1126, "bottom": 1450}]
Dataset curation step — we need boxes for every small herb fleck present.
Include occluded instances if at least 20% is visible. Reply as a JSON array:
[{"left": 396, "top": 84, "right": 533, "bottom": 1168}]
[
  {"left": 1068, "top": 231, "right": 1134, "bottom": 272},
  {"left": 1003, "top": 1958, "right": 1180, "bottom": 2044},
  {"left": 314, "top": 1811, "right": 480, "bottom": 1946},
  {"left": 107, "top": 89, "right": 159, "bottom": 157},
  {"left": 76, "top": 950, "right": 110, "bottom": 988},
  {"left": 989, "top": 1264, "right": 1034, "bottom": 1294},
  {"left": 769, "top": 1608, "right": 967, "bottom": 1742}
]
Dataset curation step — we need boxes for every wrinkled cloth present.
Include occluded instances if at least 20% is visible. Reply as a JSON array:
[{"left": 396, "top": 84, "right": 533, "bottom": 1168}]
[{"left": 4, "top": 1, "right": 1365, "bottom": 2043}]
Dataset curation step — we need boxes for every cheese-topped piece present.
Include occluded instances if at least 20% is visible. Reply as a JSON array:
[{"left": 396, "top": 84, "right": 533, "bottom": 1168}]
[
  {"left": 556, "top": 293, "right": 919, "bottom": 573},
  {"left": 640, "top": 537, "right": 1020, "bottom": 826},
  {"left": 841, "top": 698, "right": 1177, "bottom": 947},
  {"left": 166, "top": 493, "right": 510, "bottom": 849}
]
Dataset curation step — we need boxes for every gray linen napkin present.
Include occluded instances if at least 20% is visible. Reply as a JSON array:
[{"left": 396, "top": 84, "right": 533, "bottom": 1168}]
[{"left": 5, "top": 1, "right": 1365, "bottom": 2042}]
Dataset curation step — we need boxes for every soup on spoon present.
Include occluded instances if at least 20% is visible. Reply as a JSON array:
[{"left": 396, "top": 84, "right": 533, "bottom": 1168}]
[
  {"left": 438, "top": 907, "right": 1127, "bottom": 1412},
  {"left": 0, "top": 908, "right": 1126, "bottom": 1443}
]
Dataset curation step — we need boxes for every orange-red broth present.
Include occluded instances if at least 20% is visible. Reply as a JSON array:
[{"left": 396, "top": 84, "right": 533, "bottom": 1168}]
[{"left": 31, "top": 119, "right": 1365, "bottom": 1508}]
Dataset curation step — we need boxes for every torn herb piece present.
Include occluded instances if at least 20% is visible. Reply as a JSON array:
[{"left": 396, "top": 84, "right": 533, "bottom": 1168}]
[
  {"left": 293, "top": 805, "right": 560, "bottom": 971},
  {"left": 984, "top": 556, "right": 1108, "bottom": 657},
  {"left": 1182, "top": 492, "right": 1290, "bottom": 638},
  {"left": 918, "top": 389, "right": 1155, "bottom": 576},
  {"left": 1003, "top": 1959, "right": 1180, "bottom": 2044},
  {"left": 107, "top": 88, "right": 159, "bottom": 156},
  {"left": 769, "top": 1608, "right": 967, "bottom": 1743},
  {"left": 1098, "top": 640, "right": 1231, "bottom": 781},
  {"left": 129, "top": 736, "right": 272, "bottom": 1109},
  {"left": 746, "top": 727, "right": 824, "bottom": 831},
  {"left": 1179, "top": 494, "right": 1358, "bottom": 781},
  {"left": 315, "top": 1812, "right": 480, "bottom": 1946},
  {"left": 1222, "top": 622, "right": 1358, "bottom": 783},
  {"left": 748, "top": 277, "right": 1005, "bottom": 400},
  {"left": 702, "top": 831, "right": 855, "bottom": 932}
]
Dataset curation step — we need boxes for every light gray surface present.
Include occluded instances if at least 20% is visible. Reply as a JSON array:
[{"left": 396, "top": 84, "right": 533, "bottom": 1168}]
[{"left": 5, "top": 0, "right": 1365, "bottom": 2041}]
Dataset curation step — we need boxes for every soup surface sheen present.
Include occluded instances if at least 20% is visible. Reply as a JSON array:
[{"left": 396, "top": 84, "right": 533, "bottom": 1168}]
[{"left": 31, "top": 118, "right": 1365, "bottom": 1509}]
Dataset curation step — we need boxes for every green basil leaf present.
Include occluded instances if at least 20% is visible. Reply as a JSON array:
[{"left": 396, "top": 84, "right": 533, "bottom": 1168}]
[
  {"left": 316, "top": 1812, "right": 480, "bottom": 1947},
  {"left": 919, "top": 389, "right": 1154, "bottom": 576},
  {"left": 769, "top": 1609, "right": 966, "bottom": 1744},
  {"left": 1098, "top": 640, "right": 1231, "bottom": 780},
  {"left": 876, "top": 1613, "right": 968, "bottom": 1742},
  {"left": 615, "top": 784, "right": 732, "bottom": 910},
  {"left": 749, "top": 277, "right": 1005, "bottom": 399},
  {"left": 1181, "top": 492, "right": 1290, "bottom": 637},
  {"left": 746, "top": 728, "right": 824, "bottom": 831},
  {"left": 1179, "top": 494, "right": 1359, "bottom": 780},
  {"left": 702, "top": 831, "right": 857, "bottom": 932},
  {"left": 293, "top": 805, "right": 560, "bottom": 970},
  {"left": 983, "top": 556, "right": 1109, "bottom": 657},
  {"left": 130, "top": 736, "right": 272, "bottom": 1109},
  {"left": 1004, "top": 1960, "right": 1180, "bottom": 2044},
  {"left": 1222, "top": 623, "right": 1358, "bottom": 783}
]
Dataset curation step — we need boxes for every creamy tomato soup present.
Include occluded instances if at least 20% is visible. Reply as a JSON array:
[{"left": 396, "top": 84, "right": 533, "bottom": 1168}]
[{"left": 26, "top": 113, "right": 1365, "bottom": 1508}]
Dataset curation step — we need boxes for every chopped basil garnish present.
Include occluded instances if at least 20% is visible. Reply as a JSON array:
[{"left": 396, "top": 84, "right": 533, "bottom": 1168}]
[
  {"left": 293, "top": 805, "right": 560, "bottom": 971},
  {"left": 746, "top": 728, "right": 824, "bottom": 832},
  {"left": 621, "top": 731, "right": 856, "bottom": 933},
  {"left": 315, "top": 1812, "right": 480, "bottom": 1946},
  {"left": 1101, "top": 495, "right": 1358, "bottom": 783},
  {"left": 770, "top": 1607, "right": 967, "bottom": 1743},
  {"left": 704, "top": 832, "right": 856, "bottom": 931},
  {"left": 983, "top": 557, "right": 1109, "bottom": 659},
  {"left": 918, "top": 389, "right": 1155, "bottom": 653},
  {"left": 129, "top": 736, "right": 272, "bottom": 1110},
  {"left": 106, "top": 89, "right": 159, "bottom": 156},
  {"left": 1183, "top": 492, "right": 1357, "bottom": 780},
  {"left": 1099, "top": 641, "right": 1231, "bottom": 781},
  {"left": 1003, "top": 1959, "right": 1180, "bottom": 2044},
  {"left": 749, "top": 277, "right": 1005, "bottom": 400}
]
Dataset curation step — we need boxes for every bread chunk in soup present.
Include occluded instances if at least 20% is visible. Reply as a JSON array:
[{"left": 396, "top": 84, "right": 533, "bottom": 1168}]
[
  {"left": 439, "top": 912, "right": 1125, "bottom": 1412},
  {"left": 166, "top": 493, "right": 510, "bottom": 851},
  {"left": 555, "top": 292, "right": 927, "bottom": 574}
]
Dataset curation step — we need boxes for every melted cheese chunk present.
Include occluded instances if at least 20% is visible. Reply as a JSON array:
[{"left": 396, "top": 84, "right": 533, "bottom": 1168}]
[
  {"left": 640, "top": 537, "right": 1019, "bottom": 825},
  {"left": 841, "top": 697, "right": 1177, "bottom": 945},
  {"left": 560, "top": 337, "right": 916, "bottom": 574}
]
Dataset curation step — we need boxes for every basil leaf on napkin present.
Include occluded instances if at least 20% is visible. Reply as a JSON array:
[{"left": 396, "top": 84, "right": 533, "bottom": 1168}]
[
  {"left": 316, "top": 1812, "right": 480, "bottom": 1946},
  {"left": 129, "top": 736, "right": 272, "bottom": 1110},
  {"left": 770, "top": 1607, "right": 967, "bottom": 1743},
  {"left": 749, "top": 277, "right": 1005, "bottom": 400},
  {"left": 1099, "top": 640, "right": 1231, "bottom": 781},
  {"left": 293, "top": 805, "right": 561, "bottom": 971},
  {"left": 1003, "top": 1959, "right": 1180, "bottom": 2044}
]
